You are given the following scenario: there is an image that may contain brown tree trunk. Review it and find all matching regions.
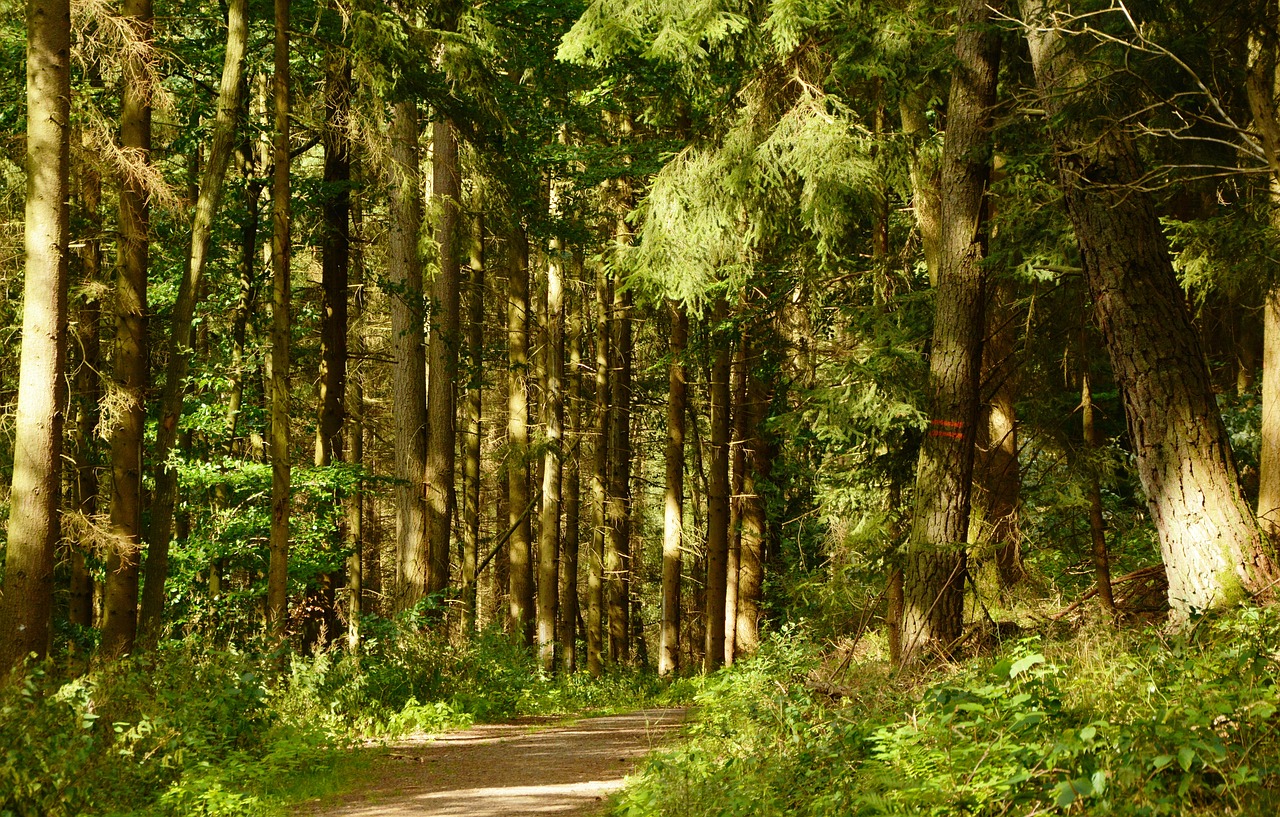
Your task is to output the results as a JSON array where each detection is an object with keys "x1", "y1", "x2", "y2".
[
  {"x1": 462, "y1": 212, "x2": 485, "y2": 636},
  {"x1": 901, "y1": 88, "x2": 942, "y2": 286},
  {"x1": 265, "y1": 0, "x2": 292, "y2": 637},
  {"x1": 975, "y1": 275, "x2": 1022, "y2": 591},
  {"x1": 659, "y1": 300, "x2": 687, "y2": 676},
  {"x1": 724, "y1": 344, "x2": 746, "y2": 666},
  {"x1": 101, "y1": 0, "x2": 153, "y2": 659},
  {"x1": 508, "y1": 224, "x2": 534, "y2": 645},
  {"x1": 560, "y1": 254, "x2": 584, "y2": 672},
  {"x1": 316, "y1": 49, "x2": 350, "y2": 467},
  {"x1": 426, "y1": 119, "x2": 461, "y2": 598},
  {"x1": 901, "y1": 0, "x2": 1000, "y2": 663},
  {"x1": 537, "y1": 223, "x2": 565, "y2": 671},
  {"x1": 141, "y1": 0, "x2": 248, "y2": 641},
  {"x1": 606, "y1": 276, "x2": 633, "y2": 664},
  {"x1": 1081, "y1": 370, "x2": 1116, "y2": 617},
  {"x1": 736, "y1": 342, "x2": 768, "y2": 656},
  {"x1": 703, "y1": 300, "x2": 733, "y2": 673},
  {"x1": 587, "y1": 263, "x2": 610, "y2": 675},
  {"x1": 1027, "y1": 0, "x2": 1273, "y2": 617},
  {"x1": 389, "y1": 101, "x2": 428, "y2": 612},
  {"x1": 0, "y1": 0, "x2": 70, "y2": 672}
]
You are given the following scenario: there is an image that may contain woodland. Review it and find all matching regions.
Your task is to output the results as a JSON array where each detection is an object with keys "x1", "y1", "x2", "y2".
[{"x1": 6, "y1": 0, "x2": 1280, "y2": 814}]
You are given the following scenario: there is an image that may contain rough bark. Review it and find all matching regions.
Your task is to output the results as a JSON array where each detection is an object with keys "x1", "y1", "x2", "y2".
[
  {"x1": 0, "y1": 0, "x2": 70, "y2": 673},
  {"x1": 703, "y1": 301, "x2": 733, "y2": 673},
  {"x1": 462, "y1": 213, "x2": 485, "y2": 635},
  {"x1": 141, "y1": 0, "x2": 248, "y2": 641},
  {"x1": 560, "y1": 255, "x2": 584, "y2": 672},
  {"x1": 659, "y1": 300, "x2": 687, "y2": 677},
  {"x1": 901, "y1": 0, "x2": 1001, "y2": 663},
  {"x1": 345, "y1": 160, "x2": 367, "y2": 649},
  {"x1": 901, "y1": 88, "x2": 943, "y2": 286},
  {"x1": 426, "y1": 118, "x2": 461, "y2": 597},
  {"x1": 724, "y1": 345, "x2": 745, "y2": 666},
  {"x1": 508, "y1": 223, "x2": 534, "y2": 645},
  {"x1": 265, "y1": 0, "x2": 292, "y2": 637},
  {"x1": 315, "y1": 48, "x2": 350, "y2": 467},
  {"x1": 587, "y1": 262, "x2": 611, "y2": 676},
  {"x1": 606, "y1": 278, "x2": 633, "y2": 664},
  {"x1": 1026, "y1": 0, "x2": 1273, "y2": 618},
  {"x1": 1082, "y1": 370, "x2": 1116, "y2": 616},
  {"x1": 736, "y1": 342, "x2": 768, "y2": 656},
  {"x1": 389, "y1": 101, "x2": 428, "y2": 612},
  {"x1": 538, "y1": 227, "x2": 565, "y2": 672}
]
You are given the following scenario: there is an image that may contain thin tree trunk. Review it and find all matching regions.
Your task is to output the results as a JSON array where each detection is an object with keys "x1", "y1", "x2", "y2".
[
  {"x1": 316, "y1": 49, "x2": 350, "y2": 467},
  {"x1": 606, "y1": 276, "x2": 633, "y2": 664},
  {"x1": 587, "y1": 262, "x2": 610, "y2": 675},
  {"x1": 0, "y1": 0, "x2": 70, "y2": 672},
  {"x1": 659, "y1": 300, "x2": 687, "y2": 676},
  {"x1": 901, "y1": 88, "x2": 942, "y2": 286},
  {"x1": 976, "y1": 275, "x2": 1022, "y2": 590},
  {"x1": 389, "y1": 101, "x2": 428, "y2": 612},
  {"x1": 426, "y1": 119, "x2": 461, "y2": 597},
  {"x1": 508, "y1": 223, "x2": 534, "y2": 645},
  {"x1": 703, "y1": 300, "x2": 732, "y2": 673},
  {"x1": 736, "y1": 342, "x2": 768, "y2": 656},
  {"x1": 538, "y1": 225, "x2": 565, "y2": 672},
  {"x1": 462, "y1": 212, "x2": 485, "y2": 635},
  {"x1": 1027, "y1": 0, "x2": 1274, "y2": 617},
  {"x1": 345, "y1": 158, "x2": 366, "y2": 649},
  {"x1": 1081, "y1": 370, "x2": 1116, "y2": 616},
  {"x1": 724, "y1": 344, "x2": 745, "y2": 666},
  {"x1": 560, "y1": 254, "x2": 584, "y2": 672},
  {"x1": 901, "y1": 0, "x2": 1000, "y2": 663},
  {"x1": 102, "y1": 0, "x2": 153, "y2": 659},
  {"x1": 141, "y1": 0, "x2": 248, "y2": 642},
  {"x1": 265, "y1": 0, "x2": 292, "y2": 637}
]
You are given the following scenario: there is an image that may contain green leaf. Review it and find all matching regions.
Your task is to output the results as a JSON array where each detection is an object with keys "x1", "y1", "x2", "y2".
[
  {"x1": 1151, "y1": 754, "x2": 1174, "y2": 770},
  {"x1": 1009, "y1": 653, "x2": 1045, "y2": 678},
  {"x1": 1079, "y1": 725, "x2": 1096, "y2": 742},
  {"x1": 1091, "y1": 770, "x2": 1108, "y2": 796},
  {"x1": 1178, "y1": 746, "x2": 1196, "y2": 772}
]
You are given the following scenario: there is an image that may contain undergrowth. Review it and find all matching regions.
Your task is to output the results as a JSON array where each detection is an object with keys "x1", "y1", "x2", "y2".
[
  {"x1": 0, "y1": 623, "x2": 688, "y2": 817},
  {"x1": 614, "y1": 608, "x2": 1280, "y2": 816}
]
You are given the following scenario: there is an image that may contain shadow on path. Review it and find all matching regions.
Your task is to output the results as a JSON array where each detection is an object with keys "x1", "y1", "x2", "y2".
[{"x1": 295, "y1": 708, "x2": 687, "y2": 816}]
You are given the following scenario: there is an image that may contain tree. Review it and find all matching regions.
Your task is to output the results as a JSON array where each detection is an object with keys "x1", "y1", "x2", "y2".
[
  {"x1": 659, "y1": 299, "x2": 687, "y2": 676},
  {"x1": 0, "y1": 0, "x2": 70, "y2": 673},
  {"x1": 703, "y1": 299, "x2": 732, "y2": 673},
  {"x1": 1024, "y1": 0, "x2": 1275, "y2": 618},
  {"x1": 508, "y1": 222, "x2": 534, "y2": 645}
]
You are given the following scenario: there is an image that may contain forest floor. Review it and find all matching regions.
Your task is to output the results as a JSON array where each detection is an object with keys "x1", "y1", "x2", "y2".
[{"x1": 292, "y1": 708, "x2": 688, "y2": 816}]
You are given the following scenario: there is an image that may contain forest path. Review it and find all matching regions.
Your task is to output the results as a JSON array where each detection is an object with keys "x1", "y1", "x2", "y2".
[{"x1": 293, "y1": 708, "x2": 688, "y2": 817}]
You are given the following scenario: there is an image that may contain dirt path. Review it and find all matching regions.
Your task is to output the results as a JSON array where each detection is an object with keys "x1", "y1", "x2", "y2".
[{"x1": 294, "y1": 708, "x2": 687, "y2": 817}]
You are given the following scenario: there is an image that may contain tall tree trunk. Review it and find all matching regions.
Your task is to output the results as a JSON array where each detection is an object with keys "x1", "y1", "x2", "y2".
[
  {"x1": 315, "y1": 48, "x2": 349, "y2": 467},
  {"x1": 0, "y1": 0, "x2": 70, "y2": 672},
  {"x1": 587, "y1": 262, "x2": 610, "y2": 675},
  {"x1": 389, "y1": 101, "x2": 428, "y2": 612},
  {"x1": 976, "y1": 275, "x2": 1022, "y2": 590},
  {"x1": 606, "y1": 277, "x2": 633, "y2": 664},
  {"x1": 345, "y1": 158, "x2": 366, "y2": 649},
  {"x1": 736, "y1": 341, "x2": 768, "y2": 656},
  {"x1": 560, "y1": 255, "x2": 584, "y2": 672},
  {"x1": 724, "y1": 344, "x2": 746, "y2": 666},
  {"x1": 901, "y1": 88, "x2": 943, "y2": 286},
  {"x1": 538, "y1": 226, "x2": 565, "y2": 672},
  {"x1": 658, "y1": 300, "x2": 687, "y2": 676},
  {"x1": 265, "y1": 0, "x2": 292, "y2": 637},
  {"x1": 140, "y1": 0, "x2": 248, "y2": 642},
  {"x1": 426, "y1": 119, "x2": 461, "y2": 597},
  {"x1": 101, "y1": 0, "x2": 153, "y2": 659},
  {"x1": 703, "y1": 300, "x2": 733, "y2": 673},
  {"x1": 462, "y1": 212, "x2": 485, "y2": 635},
  {"x1": 1081, "y1": 369, "x2": 1116, "y2": 616},
  {"x1": 508, "y1": 223, "x2": 534, "y2": 645},
  {"x1": 1026, "y1": 0, "x2": 1273, "y2": 617},
  {"x1": 901, "y1": 0, "x2": 1000, "y2": 663},
  {"x1": 69, "y1": 121, "x2": 103, "y2": 631}
]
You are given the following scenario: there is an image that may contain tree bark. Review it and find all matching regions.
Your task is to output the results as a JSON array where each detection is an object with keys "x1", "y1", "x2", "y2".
[
  {"x1": 724, "y1": 344, "x2": 746, "y2": 666},
  {"x1": 508, "y1": 223, "x2": 534, "y2": 645},
  {"x1": 265, "y1": 0, "x2": 292, "y2": 637},
  {"x1": 606, "y1": 274, "x2": 633, "y2": 664},
  {"x1": 1026, "y1": 0, "x2": 1274, "y2": 618},
  {"x1": 538, "y1": 224, "x2": 566, "y2": 672},
  {"x1": 462, "y1": 212, "x2": 485, "y2": 636},
  {"x1": 736, "y1": 342, "x2": 768, "y2": 656},
  {"x1": 141, "y1": 0, "x2": 248, "y2": 642},
  {"x1": 901, "y1": 0, "x2": 1000, "y2": 663},
  {"x1": 659, "y1": 300, "x2": 687, "y2": 676},
  {"x1": 426, "y1": 119, "x2": 461, "y2": 598},
  {"x1": 315, "y1": 48, "x2": 350, "y2": 468},
  {"x1": 0, "y1": 0, "x2": 70, "y2": 673},
  {"x1": 560, "y1": 254, "x2": 584, "y2": 672},
  {"x1": 703, "y1": 300, "x2": 732, "y2": 673},
  {"x1": 1081, "y1": 370, "x2": 1116, "y2": 617},
  {"x1": 587, "y1": 261, "x2": 610, "y2": 675},
  {"x1": 101, "y1": 0, "x2": 153, "y2": 659},
  {"x1": 389, "y1": 101, "x2": 428, "y2": 612}
]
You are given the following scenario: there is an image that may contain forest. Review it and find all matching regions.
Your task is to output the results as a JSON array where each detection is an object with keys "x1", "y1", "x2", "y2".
[{"x1": 5, "y1": 0, "x2": 1280, "y2": 814}]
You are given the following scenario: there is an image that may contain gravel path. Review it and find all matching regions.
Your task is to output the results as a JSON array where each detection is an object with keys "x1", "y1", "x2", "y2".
[{"x1": 294, "y1": 708, "x2": 688, "y2": 816}]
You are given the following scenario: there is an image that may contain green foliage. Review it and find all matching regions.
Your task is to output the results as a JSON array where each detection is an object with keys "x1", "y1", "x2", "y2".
[{"x1": 614, "y1": 608, "x2": 1280, "y2": 816}]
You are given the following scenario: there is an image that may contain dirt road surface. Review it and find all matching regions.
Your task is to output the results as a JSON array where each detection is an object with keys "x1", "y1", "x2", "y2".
[{"x1": 294, "y1": 708, "x2": 687, "y2": 817}]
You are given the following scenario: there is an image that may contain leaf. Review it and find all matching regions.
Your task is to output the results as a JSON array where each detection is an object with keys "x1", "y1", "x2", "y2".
[
  {"x1": 1009, "y1": 653, "x2": 1045, "y2": 678},
  {"x1": 1178, "y1": 746, "x2": 1196, "y2": 772},
  {"x1": 1052, "y1": 781, "x2": 1077, "y2": 809},
  {"x1": 1091, "y1": 770, "x2": 1108, "y2": 796},
  {"x1": 1151, "y1": 754, "x2": 1174, "y2": 769},
  {"x1": 1079, "y1": 725, "x2": 1096, "y2": 742}
]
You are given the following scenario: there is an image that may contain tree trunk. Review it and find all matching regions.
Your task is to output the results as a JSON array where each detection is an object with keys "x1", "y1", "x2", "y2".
[
  {"x1": 976, "y1": 275, "x2": 1022, "y2": 591},
  {"x1": 606, "y1": 276, "x2": 633, "y2": 664},
  {"x1": 0, "y1": 0, "x2": 70, "y2": 673},
  {"x1": 1026, "y1": 0, "x2": 1274, "y2": 618},
  {"x1": 316, "y1": 49, "x2": 350, "y2": 468},
  {"x1": 462, "y1": 212, "x2": 485, "y2": 636},
  {"x1": 659, "y1": 300, "x2": 687, "y2": 676},
  {"x1": 508, "y1": 223, "x2": 534, "y2": 645},
  {"x1": 265, "y1": 0, "x2": 292, "y2": 637},
  {"x1": 538, "y1": 225, "x2": 565, "y2": 672},
  {"x1": 101, "y1": 0, "x2": 153, "y2": 659},
  {"x1": 901, "y1": 0, "x2": 1000, "y2": 663},
  {"x1": 345, "y1": 158, "x2": 367, "y2": 649},
  {"x1": 724, "y1": 344, "x2": 746, "y2": 666},
  {"x1": 141, "y1": 0, "x2": 248, "y2": 642},
  {"x1": 389, "y1": 100, "x2": 428, "y2": 612},
  {"x1": 736, "y1": 342, "x2": 768, "y2": 656},
  {"x1": 1081, "y1": 370, "x2": 1116, "y2": 617},
  {"x1": 703, "y1": 300, "x2": 732, "y2": 673},
  {"x1": 426, "y1": 119, "x2": 461, "y2": 598},
  {"x1": 560, "y1": 255, "x2": 584, "y2": 672},
  {"x1": 587, "y1": 261, "x2": 610, "y2": 676},
  {"x1": 901, "y1": 88, "x2": 942, "y2": 286}
]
